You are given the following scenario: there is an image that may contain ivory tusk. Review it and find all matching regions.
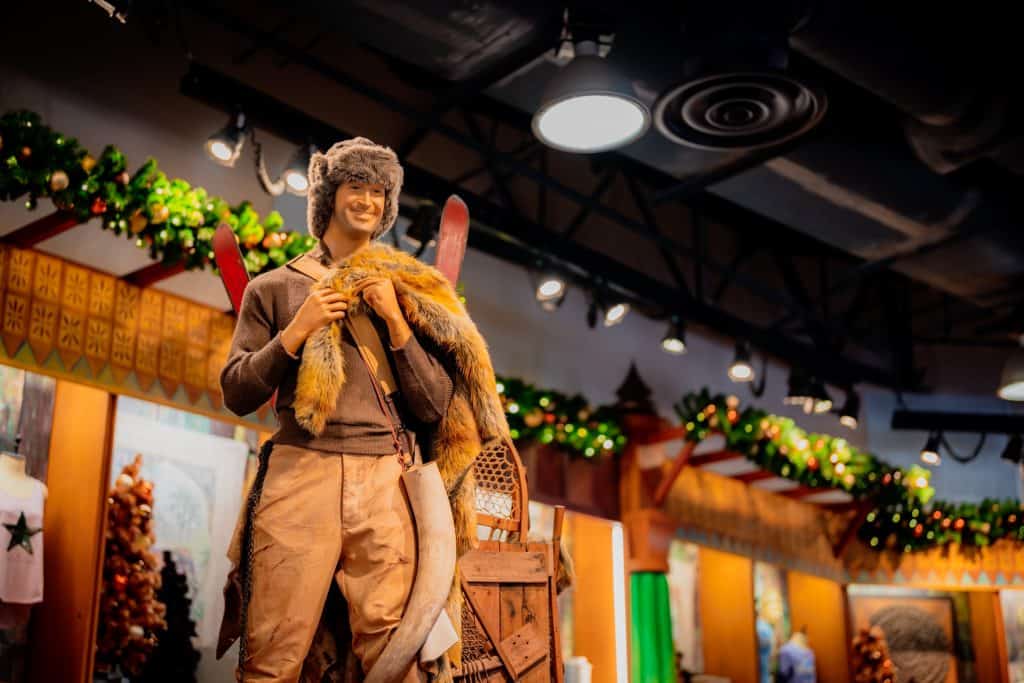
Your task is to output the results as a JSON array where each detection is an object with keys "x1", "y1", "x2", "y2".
[{"x1": 365, "y1": 462, "x2": 456, "y2": 683}]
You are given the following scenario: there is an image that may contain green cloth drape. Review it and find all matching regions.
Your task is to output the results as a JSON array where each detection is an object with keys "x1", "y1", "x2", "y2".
[{"x1": 630, "y1": 572, "x2": 676, "y2": 683}]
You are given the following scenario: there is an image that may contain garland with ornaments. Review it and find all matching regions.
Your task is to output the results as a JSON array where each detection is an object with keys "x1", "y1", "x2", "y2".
[
  {"x1": 675, "y1": 389, "x2": 1024, "y2": 553},
  {"x1": 0, "y1": 110, "x2": 315, "y2": 275},
  {"x1": 497, "y1": 375, "x2": 626, "y2": 459}
]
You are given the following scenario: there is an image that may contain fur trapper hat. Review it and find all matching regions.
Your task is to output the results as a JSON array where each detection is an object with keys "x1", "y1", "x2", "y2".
[{"x1": 306, "y1": 136, "x2": 404, "y2": 240}]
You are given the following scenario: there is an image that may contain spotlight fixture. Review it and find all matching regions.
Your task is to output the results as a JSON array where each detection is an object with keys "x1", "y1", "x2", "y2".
[
  {"x1": 661, "y1": 316, "x2": 687, "y2": 355},
  {"x1": 920, "y1": 432, "x2": 942, "y2": 466},
  {"x1": 838, "y1": 389, "x2": 860, "y2": 430},
  {"x1": 728, "y1": 340, "x2": 755, "y2": 383},
  {"x1": 282, "y1": 143, "x2": 316, "y2": 196},
  {"x1": 532, "y1": 39, "x2": 650, "y2": 153},
  {"x1": 998, "y1": 335, "x2": 1024, "y2": 401},
  {"x1": 1001, "y1": 434, "x2": 1023, "y2": 464},
  {"x1": 604, "y1": 301, "x2": 630, "y2": 327},
  {"x1": 536, "y1": 271, "x2": 568, "y2": 311},
  {"x1": 783, "y1": 367, "x2": 813, "y2": 407},
  {"x1": 806, "y1": 377, "x2": 833, "y2": 415},
  {"x1": 205, "y1": 112, "x2": 247, "y2": 167}
]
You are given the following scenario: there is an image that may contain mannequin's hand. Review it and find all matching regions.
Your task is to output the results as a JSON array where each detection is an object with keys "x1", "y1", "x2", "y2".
[
  {"x1": 356, "y1": 277, "x2": 404, "y2": 324},
  {"x1": 281, "y1": 287, "x2": 349, "y2": 355}
]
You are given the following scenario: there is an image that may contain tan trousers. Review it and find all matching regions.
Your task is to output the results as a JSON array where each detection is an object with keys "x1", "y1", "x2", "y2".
[{"x1": 239, "y1": 444, "x2": 424, "y2": 682}]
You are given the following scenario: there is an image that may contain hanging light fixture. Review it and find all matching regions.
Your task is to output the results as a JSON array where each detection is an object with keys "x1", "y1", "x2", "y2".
[
  {"x1": 282, "y1": 143, "x2": 316, "y2": 195},
  {"x1": 661, "y1": 315, "x2": 687, "y2": 354},
  {"x1": 604, "y1": 301, "x2": 630, "y2": 326},
  {"x1": 920, "y1": 432, "x2": 942, "y2": 465},
  {"x1": 806, "y1": 377, "x2": 833, "y2": 414},
  {"x1": 783, "y1": 367, "x2": 813, "y2": 407},
  {"x1": 1001, "y1": 434, "x2": 1023, "y2": 464},
  {"x1": 838, "y1": 389, "x2": 860, "y2": 429},
  {"x1": 998, "y1": 335, "x2": 1024, "y2": 401},
  {"x1": 727, "y1": 340, "x2": 755, "y2": 382},
  {"x1": 536, "y1": 271, "x2": 568, "y2": 311},
  {"x1": 532, "y1": 39, "x2": 650, "y2": 153},
  {"x1": 205, "y1": 112, "x2": 247, "y2": 167}
]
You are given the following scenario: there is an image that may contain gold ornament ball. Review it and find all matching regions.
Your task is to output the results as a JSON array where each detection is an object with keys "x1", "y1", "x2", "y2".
[
  {"x1": 81, "y1": 154, "x2": 97, "y2": 172},
  {"x1": 524, "y1": 409, "x2": 544, "y2": 428},
  {"x1": 115, "y1": 473, "x2": 134, "y2": 491},
  {"x1": 49, "y1": 170, "x2": 70, "y2": 192},
  {"x1": 151, "y1": 204, "x2": 170, "y2": 224},
  {"x1": 129, "y1": 210, "x2": 148, "y2": 234}
]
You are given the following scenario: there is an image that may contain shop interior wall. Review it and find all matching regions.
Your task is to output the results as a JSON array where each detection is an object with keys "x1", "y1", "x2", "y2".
[
  {"x1": 786, "y1": 571, "x2": 850, "y2": 683},
  {"x1": 571, "y1": 513, "x2": 621, "y2": 683},
  {"x1": 697, "y1": 547, "x2": 757, "y2": 682},
  {"x1": 28, "y1": 380, "x2": 114, "y2": 683}
]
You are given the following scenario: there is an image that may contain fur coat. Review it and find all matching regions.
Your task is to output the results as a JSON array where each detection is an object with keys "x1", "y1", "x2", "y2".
[{"x1": 293, "y1": 242, "x2": 510, "y2": 675}]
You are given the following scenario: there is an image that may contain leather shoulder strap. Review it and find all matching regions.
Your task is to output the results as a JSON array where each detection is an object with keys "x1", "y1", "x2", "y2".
[{"x1": 286, "y1": 252, "x2": 331, "y2": 282}]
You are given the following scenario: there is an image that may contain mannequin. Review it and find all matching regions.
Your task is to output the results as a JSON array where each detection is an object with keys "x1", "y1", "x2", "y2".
[
  {"x1": 0, "y1": 442, "x2": 46, "y2": 630},
  {"x1": 777, "y1": 627, "x2": 816, "y2": 683}
]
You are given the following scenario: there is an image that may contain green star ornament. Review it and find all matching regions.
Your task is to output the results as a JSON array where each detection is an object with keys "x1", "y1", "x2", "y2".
[{"x1": 4, "y1": 512, "x2": 41, "y2": 555}]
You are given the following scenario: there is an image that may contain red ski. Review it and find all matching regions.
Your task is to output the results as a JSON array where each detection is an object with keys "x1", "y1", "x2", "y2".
[
  {"x1": 213, "y1": 224, "x2": 251, "y2": 315},
  {"x1": 434, "y1": 195, "x2": 470, "y2": 287}
]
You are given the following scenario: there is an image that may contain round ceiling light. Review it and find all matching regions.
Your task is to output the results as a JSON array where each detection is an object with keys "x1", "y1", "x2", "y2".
[{"x1": 532, "y1": 42, "x2": 650, "y2": 154}]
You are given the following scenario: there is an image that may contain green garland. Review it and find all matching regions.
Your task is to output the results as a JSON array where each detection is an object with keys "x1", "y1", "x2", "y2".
[
  {"x1": 497, "y1": 375, "x2": 626, "y2": 459},
  {"x1": 0, "y1": 110, "x2": 316, "y2": 275},
  {"x1": 675, "y1": 389, "x2": 1024, "y2": 553}
]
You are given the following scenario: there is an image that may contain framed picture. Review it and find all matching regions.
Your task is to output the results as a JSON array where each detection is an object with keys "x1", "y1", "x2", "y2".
[{"x1": 848, "y1": 592, "x2": 958, "y2": 683}]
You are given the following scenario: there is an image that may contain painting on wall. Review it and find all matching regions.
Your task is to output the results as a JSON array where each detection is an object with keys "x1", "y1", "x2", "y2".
[
  {"x1": 754, "y1": 561, "x2": 791, "y2": 683},
  {"x1": 849, "y1": 592, "x2": 958, "y2": 683},
  {"x1": 1001, "y1": 590, "x2": 1024, "y2": 683},
  {"x1": 110, "y1": 397, "x2": 251, "y2": 650},
  {"x1": 666, "y1": 539, "x2": 702, "y2": 675}
]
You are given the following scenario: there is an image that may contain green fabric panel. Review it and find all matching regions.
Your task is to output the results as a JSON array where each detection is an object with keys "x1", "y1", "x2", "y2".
[{"x1": 630, "y1": 572, "x2": 676, "y2": 683}]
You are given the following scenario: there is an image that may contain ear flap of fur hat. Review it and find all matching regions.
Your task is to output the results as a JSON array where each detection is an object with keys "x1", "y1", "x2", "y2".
[{"x1": 306, "y1": 136, "x2": 404, "y2": 240}]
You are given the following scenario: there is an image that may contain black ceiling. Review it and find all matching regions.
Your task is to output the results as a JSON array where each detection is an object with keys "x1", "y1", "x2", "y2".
[{"x1": 66, "y1": 0, "x2": 1024, "y2": 392}]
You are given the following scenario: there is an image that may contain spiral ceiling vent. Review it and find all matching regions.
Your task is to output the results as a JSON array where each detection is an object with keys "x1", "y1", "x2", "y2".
[{"x1": 654, "y1": 71, "x2": 827, "y2": 151}]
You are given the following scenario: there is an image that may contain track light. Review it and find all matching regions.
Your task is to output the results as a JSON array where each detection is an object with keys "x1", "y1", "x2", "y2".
[
  {"x1": 661, "y1": 316, "x2": 687, "y2": 354},
  {"x1": 920, "y1": 432, "x2": 942, "y2": 466},
  {"x1": 838, "y1": 390, "x2": 860, "y2": 430},
  {"x1": 604, "y1": 301, "x2": 629, "y2": 326},
  {"x1": 532, "y1": 40, "x2": 650, "y2": 153},
  {"x1": 784, "y1": 367, "x2": 813, "y2": 407},
  {"x1": 205, "y1": 112, "x2": 247, "y2": 167},
  {"x1": 282, "y1": 143, "x2": 316, "y2": 195},
  {"x1": 536, "y1": 271, "x2": 567, "y2": 311},
  {"x1": 1001, "y1": 434, "x2": 1023, "y2": 464},
  {"x1": 998, "y1": 335, "x2": 1024, "y2": 401},
  {"x1": 728, "y1": 340, "x2": 755, "y2": 383},
  {"x1": 806, "y1": 377, "x2": 833, "y2": 414}
]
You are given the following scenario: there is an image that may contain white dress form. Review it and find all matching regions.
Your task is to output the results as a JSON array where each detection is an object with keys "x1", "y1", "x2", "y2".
[{"x1": 0, "y1": 451, "x2": 46, "y2": 605}]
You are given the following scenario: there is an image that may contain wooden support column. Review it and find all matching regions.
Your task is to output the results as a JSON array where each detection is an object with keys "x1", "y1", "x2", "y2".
[
  {"x1": 698, "y1": 547, "x2": 757, "y2": 682},
  {"x1": 28, "y1": 381, "x2": 115, "y2": 683}
]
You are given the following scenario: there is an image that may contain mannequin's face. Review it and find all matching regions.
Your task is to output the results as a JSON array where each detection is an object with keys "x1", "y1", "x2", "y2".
[{"x1": 331, "y1": 181, "x2": 385, "y2": 237}]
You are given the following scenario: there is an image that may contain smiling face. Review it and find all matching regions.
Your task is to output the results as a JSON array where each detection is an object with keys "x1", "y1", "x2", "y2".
[{"x1": 332, "y1": 180, "x2": 386, "y2": 238}]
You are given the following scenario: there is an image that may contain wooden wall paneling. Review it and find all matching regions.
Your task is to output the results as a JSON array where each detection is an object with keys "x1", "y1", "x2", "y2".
[
  {"x1": 16, "y1": 371, "x2": 55, "y2": 481},
  {"x1": 787, "y1": 571, "x2": 851, "y2": 683},
  {"x1": 571, "y1": 514, "x2": 619, "y2": 683},
  {"x1": 28, "y1": 381, "x2": 115, "y2": 683},
  {"x1": 697, "y1": 547, "x2": 757, "y2": 682}
]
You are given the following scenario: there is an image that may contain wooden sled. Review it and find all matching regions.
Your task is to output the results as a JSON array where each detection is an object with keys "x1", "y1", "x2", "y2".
[{"x1": 455, "y1": 438, "x2": 566, "y2": 683}]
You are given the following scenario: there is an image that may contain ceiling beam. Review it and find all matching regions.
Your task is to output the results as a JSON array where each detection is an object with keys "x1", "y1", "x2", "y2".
[
  {"x1": 122, "y1": 261, "x2": 186, "y2": 288},
  {"x1": 734, "y1": 470, "x2": 777, "y2": 484},
  {"x1": 3, "y1": 211, "x2": 80, "y2": 248},
  {"x1": 891, "y1": 409, "x2": 1024, "y2": 434}
]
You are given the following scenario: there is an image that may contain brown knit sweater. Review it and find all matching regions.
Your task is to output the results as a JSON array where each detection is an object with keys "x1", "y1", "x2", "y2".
[{"x1": 219, "y1": 250, "x2": 454, "y2": 454}]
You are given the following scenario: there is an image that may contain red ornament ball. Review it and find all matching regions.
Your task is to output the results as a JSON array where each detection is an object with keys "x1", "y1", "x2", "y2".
[
  {"x1": 807, "y1": 456, "x2": 819, "y2": 470},
  {"x1": 91, "y1": 197, "x2": 108, "y2": 215},
  {"x1": 113, "y1": 574, "x2": 128, "y2": 592}
]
